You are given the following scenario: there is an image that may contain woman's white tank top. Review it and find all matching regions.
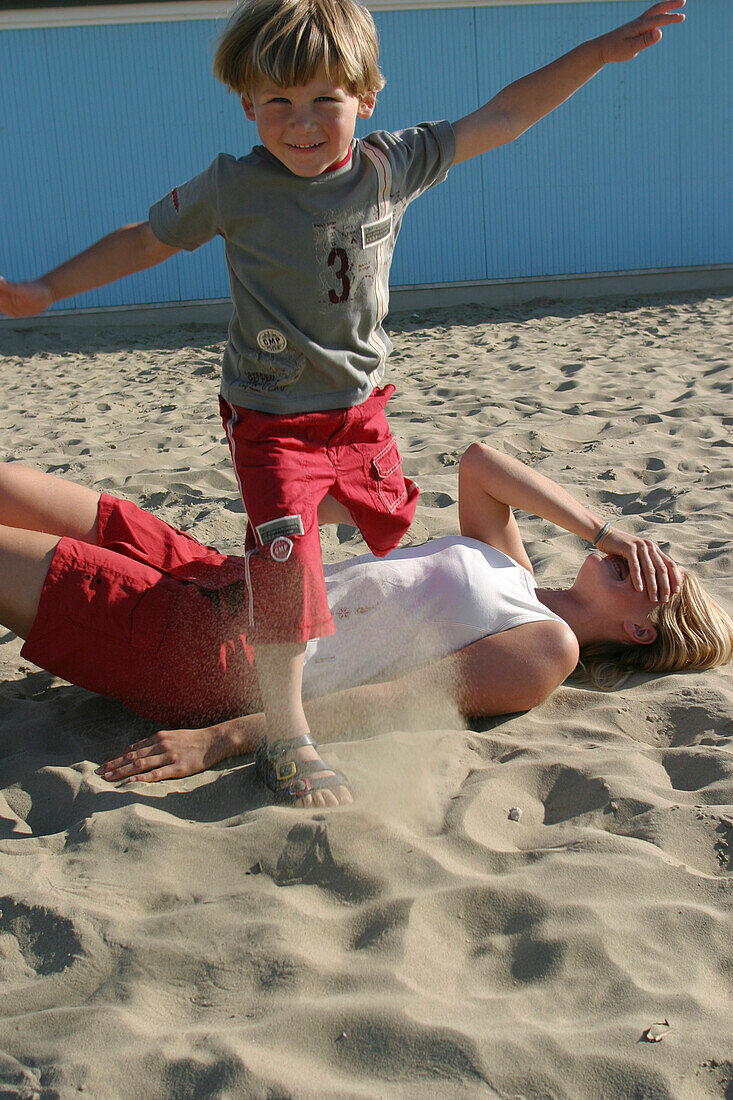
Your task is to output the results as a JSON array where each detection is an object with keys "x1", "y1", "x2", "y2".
[{"x1": 303, "y1": 536, "x2": 566, "y2": 697}]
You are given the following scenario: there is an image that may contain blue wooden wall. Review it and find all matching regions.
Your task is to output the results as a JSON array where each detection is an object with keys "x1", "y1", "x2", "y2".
[{"x1": 0, "y1": 1, "x2": 729, "y2": 312}]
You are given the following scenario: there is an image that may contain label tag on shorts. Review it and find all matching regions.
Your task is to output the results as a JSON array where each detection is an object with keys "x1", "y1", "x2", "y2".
[
  {"x1": 361, "y1": 213, "x2": 393, "y2": 249},
  {"x1": 255, "y1": 514, "x2": 304, "y2": 546}
]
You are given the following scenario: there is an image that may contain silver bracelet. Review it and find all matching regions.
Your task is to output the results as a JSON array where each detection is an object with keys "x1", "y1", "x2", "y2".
[{"x1": 591, "y1": 521, "x2": 611, "y2": 547}]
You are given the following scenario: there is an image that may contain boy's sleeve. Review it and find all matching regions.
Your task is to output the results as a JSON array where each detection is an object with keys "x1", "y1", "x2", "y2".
[
  {"x1": 364, "y1": 121, "x2": 456, "y2": 203},
  {"x1": 148, "y1": 155, "x2": 229, "y2": 251}
]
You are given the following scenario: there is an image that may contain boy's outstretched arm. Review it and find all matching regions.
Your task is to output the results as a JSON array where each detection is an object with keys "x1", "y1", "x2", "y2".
[
  {"x1": 452, "y1": 0, "x2": 685, "y2": 165},
  {"x1": 0, "y1": 222, "x2": 180, "y2": 317}
]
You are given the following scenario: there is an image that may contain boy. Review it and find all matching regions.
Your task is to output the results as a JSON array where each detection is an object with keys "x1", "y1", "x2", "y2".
[{"x1": 0, "y1": 0, "x2": 684, "y2": 808}]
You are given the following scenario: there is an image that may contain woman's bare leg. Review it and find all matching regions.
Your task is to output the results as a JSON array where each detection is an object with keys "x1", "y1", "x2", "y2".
[
  {"x1": 0, "y1": 463, "x2": 100, "y2": 542},
  {"x1": 0, "y1": 524, "x2": 59, "y2": 638},
  {"x1": 0, "y1": 466, "x2": 101, "y2": 636}
]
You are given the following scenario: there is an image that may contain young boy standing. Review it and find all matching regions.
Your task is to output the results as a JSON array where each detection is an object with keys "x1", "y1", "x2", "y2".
[{"x1": 0, "y1": 0, "x2": 684, "y2": 808}]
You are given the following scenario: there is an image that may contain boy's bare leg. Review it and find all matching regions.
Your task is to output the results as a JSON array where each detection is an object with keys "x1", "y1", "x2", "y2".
[
  {"x1": 0, "y1": 463, "x2": 100, "y2": 543},
  {"x1": 254, "y1": 641, "x2": 309, "y2": 740},
  {"x1": 253, "y1": 641, "x2": 352, "y2": 808},
  {"x1": 0, "y1": 525, "x2": 58, "y2": 638}
]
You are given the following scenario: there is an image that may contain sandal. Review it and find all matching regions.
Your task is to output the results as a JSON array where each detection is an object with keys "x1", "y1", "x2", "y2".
[{"x1": 255, "y1": 733, "x2": 351, "y2": 804}]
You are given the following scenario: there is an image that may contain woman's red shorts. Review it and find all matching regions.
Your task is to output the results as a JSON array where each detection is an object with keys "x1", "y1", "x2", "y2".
[{"x1": 21, "y1": 493, "x2": 260, "y2": 727}]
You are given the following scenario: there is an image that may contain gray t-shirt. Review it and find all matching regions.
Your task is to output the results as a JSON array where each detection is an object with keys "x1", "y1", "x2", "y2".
[{"x1": 149, "y1": 121, "x2": 455, "y2": 413}]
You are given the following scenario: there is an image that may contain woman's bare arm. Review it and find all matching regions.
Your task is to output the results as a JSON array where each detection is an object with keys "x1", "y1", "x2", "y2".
[
  {"x1": 302, "y1": 618, "x2": 577, "y2": 727},
  {"x1": 458, "y1": 442, "x2": 606, "y2": 570},
  {"x1": 457, "y1": 442, "x2": 681, "y2": 600}
]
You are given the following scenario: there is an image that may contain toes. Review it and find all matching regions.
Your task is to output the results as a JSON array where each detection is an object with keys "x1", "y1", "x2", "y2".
[
  {"x1": 260, "y1": 747, "x2": 352, "y2": 807},
  {"x1": 292, "y1": 786, "x2": 350, "y2": 809}
]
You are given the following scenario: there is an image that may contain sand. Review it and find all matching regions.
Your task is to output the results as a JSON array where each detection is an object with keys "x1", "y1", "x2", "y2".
[{"x1": 0, "y1": 291, "x2": 732, "y2": 1099}]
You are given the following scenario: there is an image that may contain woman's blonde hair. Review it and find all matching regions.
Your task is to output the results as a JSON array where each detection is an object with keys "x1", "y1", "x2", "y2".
[
  {"x1": 213, "y1": 0, "x2": 385, "y2": 97},
  {"x1": 579, "y1": 570, "x2": 733, "y2": 690}
]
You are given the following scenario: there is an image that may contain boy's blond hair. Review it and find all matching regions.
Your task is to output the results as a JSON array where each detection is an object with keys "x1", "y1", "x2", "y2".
[{"x1": 213, "y1": 0, "x2": 385, "y2": 97}]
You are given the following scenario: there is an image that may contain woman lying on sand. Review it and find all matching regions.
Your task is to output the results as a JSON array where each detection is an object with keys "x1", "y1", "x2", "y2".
[{"x1": 1, "y1": 443, "x2": 731, "y2": 808}]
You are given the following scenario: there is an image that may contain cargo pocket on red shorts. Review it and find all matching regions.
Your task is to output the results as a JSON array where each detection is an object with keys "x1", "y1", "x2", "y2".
[
  {"x1": 367, "y1": 437, "x2": 408, "y2": 514},
  {"x1": 129, "y1": 581, "x2": 174, "y2": 651},
  {"x1": 67, "y1": 568, "x2": 173, "y2": 652}
]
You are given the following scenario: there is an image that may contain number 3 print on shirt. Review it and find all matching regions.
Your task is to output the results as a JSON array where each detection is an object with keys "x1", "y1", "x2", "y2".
[{"x1": 328, "y1": 247, "x2": 351, "y2": 304}]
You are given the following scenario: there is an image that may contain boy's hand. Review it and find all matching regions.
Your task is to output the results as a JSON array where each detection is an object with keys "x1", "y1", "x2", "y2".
[
  {"x1": 0, "y1": 276, "x2": 54, "y2": 317},
  {"x1": 597, "y1": 0, "x2": 685, "y2": 65}
]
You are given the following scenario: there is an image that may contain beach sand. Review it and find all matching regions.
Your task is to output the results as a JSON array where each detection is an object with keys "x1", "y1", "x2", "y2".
[{"x1": 0, "y1": 291, "x2": 732, "y2": 1099}]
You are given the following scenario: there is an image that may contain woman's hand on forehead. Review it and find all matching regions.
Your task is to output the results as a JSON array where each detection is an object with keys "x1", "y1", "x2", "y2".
[{"x1": 597, "y1": 526, "x2": 683, "y2": 603}]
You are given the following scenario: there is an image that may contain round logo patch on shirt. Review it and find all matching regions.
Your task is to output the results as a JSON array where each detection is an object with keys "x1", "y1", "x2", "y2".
[
  {"x1": 257, "y1": 328, "x2": 287, "y2": 354},
  {"x1": 270, "y1": 536, "x2": 293, "y2": 562}
]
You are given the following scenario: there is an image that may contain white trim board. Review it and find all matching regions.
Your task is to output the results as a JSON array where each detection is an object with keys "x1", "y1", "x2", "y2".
[{"x1": 1, "y1": 0, "x2": 631, "y2": 31}]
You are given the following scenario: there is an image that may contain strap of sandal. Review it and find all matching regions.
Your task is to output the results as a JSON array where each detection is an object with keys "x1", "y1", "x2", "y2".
[
  {"x1": 255, "y1": 735, "x2": 350, "y2": 802},
  {"x1": 255, "y1": 733, "x2": 315, "y2": 784}
]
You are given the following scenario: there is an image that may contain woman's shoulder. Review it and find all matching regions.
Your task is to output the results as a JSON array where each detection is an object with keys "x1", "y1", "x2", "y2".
[{"x1": 417, "y1": 535, "x2": 532, "y2": 573}]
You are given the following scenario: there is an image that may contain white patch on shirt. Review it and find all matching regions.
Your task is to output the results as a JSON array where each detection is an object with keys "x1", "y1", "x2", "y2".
[
  {"x1": 313, "y1": 203, "x2": 391, "y2": 313},
  {"x1": 361, "y1": 213, "x2": 393, "y2": 249},
  {"x1": 256, "y1": 328, "x2": 287, "y2": 354}
]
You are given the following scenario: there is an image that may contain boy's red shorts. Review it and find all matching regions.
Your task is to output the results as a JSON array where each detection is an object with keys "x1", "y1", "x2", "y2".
[
  {"x1": 220, "y1": 384, "x2": 418, "y2": 645},
  {"x1": 21, "y1": 493, "x2": 260, "y2": 727}
]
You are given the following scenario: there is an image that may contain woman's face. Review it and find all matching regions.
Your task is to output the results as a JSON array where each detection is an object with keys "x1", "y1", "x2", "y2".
[{"x1": 573, "y1": 552, "x2": 658, "y2": 645}]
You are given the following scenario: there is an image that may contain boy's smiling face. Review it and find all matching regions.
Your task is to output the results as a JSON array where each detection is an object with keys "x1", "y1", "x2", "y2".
[{"x1": 242, "y1": 66, "x2": 376, "y2": 177}]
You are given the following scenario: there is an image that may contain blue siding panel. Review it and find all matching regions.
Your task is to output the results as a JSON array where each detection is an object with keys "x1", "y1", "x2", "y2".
[
  {"x1": 675, "y1": 0, "x2": 732, "y2": 265},
  {"x1": 0, "y1": 2, "x2": 729, "y2": 312},
  {"x1": 0, "y1": 29, "x2": 76, "y2": 280},
  {"x1": 35, "y1": 18, "x2": 252, "y2": 307},
  {"x1": 370, "y1": 7, "x2": 487, "y2": 285},
  {"x1": 474, "y1": 1, "x2": 692, "y2": 278}
]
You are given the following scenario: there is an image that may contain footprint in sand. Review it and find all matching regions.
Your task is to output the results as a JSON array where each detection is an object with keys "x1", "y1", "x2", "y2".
[
  {"x1": 0, "y1": 898, "x2": 81, "y2": 979},
  {"x1": 540, "y1": 765, "x2": 610, "y2": 826},
  {"x1": 660, "y1": 747, "x2": 732, "y2": 793},
  {"x1": 418, "y1": 491, "x2": 455, "y2": 509},
  {"x1": 273, "y1": 822, "x2": 382, "y2": 902},
  {"x1": 0, "y1": 898, "x2": 112, "y2": 1020}
]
